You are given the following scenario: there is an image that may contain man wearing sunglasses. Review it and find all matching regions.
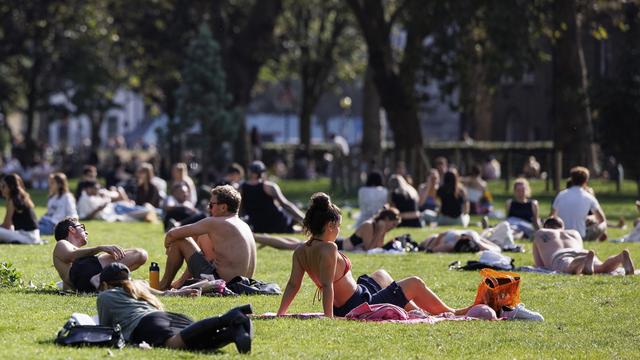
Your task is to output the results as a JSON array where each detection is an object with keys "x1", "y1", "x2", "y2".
[
  {"x1": 159, "y1": 185, "x2": 256, "y2": 290},
  {"x1": 52, "y1": 217, "x2": 148, "y2": 292}
]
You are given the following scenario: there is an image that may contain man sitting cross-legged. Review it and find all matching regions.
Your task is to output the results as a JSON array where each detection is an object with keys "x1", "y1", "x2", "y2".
[
  {"x1": 160, "y1": 185, "x2": 257, "y2": 290},
  {"x1": 533, "y1": 217, "x2": 635, "y2": 275},
  {"x1": 52, "y1": 217, "x2": 148, "y2": 292}
]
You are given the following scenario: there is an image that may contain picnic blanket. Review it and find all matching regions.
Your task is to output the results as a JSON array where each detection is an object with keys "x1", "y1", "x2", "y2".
[{"x1": 256, "y1": 303, "x2": 483, "y2": 324}]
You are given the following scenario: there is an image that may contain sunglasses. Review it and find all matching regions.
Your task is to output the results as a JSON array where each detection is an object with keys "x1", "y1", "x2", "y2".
[{"x1": 74, "y1": 224, "x2": 86, "y2": 231}]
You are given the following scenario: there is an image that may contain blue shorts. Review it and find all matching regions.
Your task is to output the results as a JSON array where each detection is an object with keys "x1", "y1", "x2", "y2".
[{"x1": 333, "y1": 275, "x2": 409, "y2": 317}]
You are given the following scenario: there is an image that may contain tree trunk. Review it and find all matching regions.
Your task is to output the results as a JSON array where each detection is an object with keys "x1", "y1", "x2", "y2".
[
  {"x1": 90, "y1": 112, "x2": 103, "y2": 152},
  {"x1": 361, "y1": 66, "x2": 382, "y2": 170},
  {"x1": 552, "y1": 0, "x2": 596, "y2": 172},
  {"x1": 471, "y1": 66, "x2": 494, "y2": 140},
  {"x1": 299, "y1": 93, "x2": 313, "y2": 155}
]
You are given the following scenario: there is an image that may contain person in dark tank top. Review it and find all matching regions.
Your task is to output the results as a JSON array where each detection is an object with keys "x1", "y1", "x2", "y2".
[
  {"x1": 240, "y1": 161, "x2": 305, "y2": 233},
  {"x1": 506, "y1": 178, "x2": 541, "y2": 239},
  {"x1": 0, "y1": 173, "x2": 42, "y2": 244}
]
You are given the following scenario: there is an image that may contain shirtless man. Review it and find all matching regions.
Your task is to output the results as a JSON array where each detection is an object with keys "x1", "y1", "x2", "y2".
[
  {"x1": 52, "y1": 217, "x2": 148, "y2": 292},
  {"x1": 418, "y1": 229, "x2": 502, "y2": 253},
  {"x1": 160, "y1": 185, "x2": 257, "y2": 289},
  {"x1": 533, "y1": 217, "x2": 634, "y2": 275}
]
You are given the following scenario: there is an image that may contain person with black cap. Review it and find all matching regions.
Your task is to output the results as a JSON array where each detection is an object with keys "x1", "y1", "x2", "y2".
[
  {"x1": 240, "y1": 160, "x2": 305, "y2": 233},
  {"x1": 97, "y1": 263, "x2": 254, "y2": 353}
]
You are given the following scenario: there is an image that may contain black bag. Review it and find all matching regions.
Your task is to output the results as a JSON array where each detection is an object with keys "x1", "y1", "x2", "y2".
[
  {"x1": 55, "y1": 319, "x2": 125, "y2": 348},
  {"x1": 226, "y1": 276, "x2": 281, "y2": 295}
]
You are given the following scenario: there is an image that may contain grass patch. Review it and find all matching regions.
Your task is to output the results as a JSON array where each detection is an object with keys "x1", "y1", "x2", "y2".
[{"x1": 0, "y1": 178, "x2": 638, "y2": 358}]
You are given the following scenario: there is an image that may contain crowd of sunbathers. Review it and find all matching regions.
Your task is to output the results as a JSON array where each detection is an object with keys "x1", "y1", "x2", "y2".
[{"x1": 0, "y1": 160, "x2": 637, "y2": 354}]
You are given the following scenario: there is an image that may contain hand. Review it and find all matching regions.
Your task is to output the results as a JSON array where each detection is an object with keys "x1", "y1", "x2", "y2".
[{"x1": 101, "y1": 245, "x2": 125, "y2": 260}]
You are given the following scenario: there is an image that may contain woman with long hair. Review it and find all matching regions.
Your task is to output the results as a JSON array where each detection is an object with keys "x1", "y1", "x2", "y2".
[
  {"x1": 388, "y1": 174, "x2": 422, "y2": 228},
  {"x1": 337, "y1": 206, "x2": 402, "y2": 251},
  {"x1": 355, "y1": 171, "x2": 388, "y2": 228},
  {"x1": 97, "y1": 263, "x2": 253, "y2": 353},
  {"x1": 38, "y1": 172, "x2": 78, "y2": 235},
  {"x1": 135, "y1": 163, "x2": 162, "y2": 208},
  {"x1": 277, "y1": 193, "x2": 474, "y2": 318},
  {"x1": 436, "y1": 170, "x2": 470, "y2": 227},
  {"x1": 0, "y1": 173, "x2": 41, "y2": 244}
]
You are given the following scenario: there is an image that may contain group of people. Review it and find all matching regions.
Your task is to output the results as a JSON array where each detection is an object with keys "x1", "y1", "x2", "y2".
[{"x1": 0, "y1": 158, "x2": 637, "y2": 354}]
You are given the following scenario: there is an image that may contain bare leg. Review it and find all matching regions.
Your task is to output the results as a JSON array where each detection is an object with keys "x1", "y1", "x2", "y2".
[
  {"x1": 582, "y1": 251, "x2": 595, "y2": 275},
  {"x1": 160, "y1": 238, "x2": 200, "y2": 290},
  {"x1": 369, "y1": 269, "x2": 420, "y2": 311},
  {"x1": 164, "y1": 334, "x2": 187, "y2": 349},
  {"x1": 622, "y1": 250, "x2": 635, "y2": 275},
  {"x1": 593, "y1": 251, "x2": 626, "y2": 274},
  {"x1": 254, "y1": 234, "x2": 302, "y2": 250},
  {"x1": 397, "y1": 276, "x2": 465, "y2": 315},
  {"x1": 93, "y1": 248, "x2": 148, "y2": 289}
]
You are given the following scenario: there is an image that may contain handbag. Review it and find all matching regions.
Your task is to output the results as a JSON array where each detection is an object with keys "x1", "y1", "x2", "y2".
[
  {"x1": 226, "y1": 276, "x2": 281, "y2": 295},
  {"x1": 55, "y1": 319, "x2": 125, "y2": 348},
  {"x1": 473, "y1": 268, "x2": 521, "y2": 312}
]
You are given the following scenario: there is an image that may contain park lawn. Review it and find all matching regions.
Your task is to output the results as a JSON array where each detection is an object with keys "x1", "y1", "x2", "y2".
[{"x1": 0, "y1": 178, "x2": 639, "y2": 359}]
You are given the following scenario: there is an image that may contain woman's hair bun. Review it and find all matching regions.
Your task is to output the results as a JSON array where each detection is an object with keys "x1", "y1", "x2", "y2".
[{"x1": 310, "y1": 192, "x2": 331, "y2": 209}]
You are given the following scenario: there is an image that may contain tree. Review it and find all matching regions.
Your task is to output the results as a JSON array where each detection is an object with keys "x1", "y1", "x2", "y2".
[
  {"x1": 176, "y1": 24, "x2": 238, "y2": 182},
  {"x1": 267, "y1": 0, "x2": 364, "y2": 152},
  {"x1": 594, "y1": 2, "x2": 640, "y2": 195}
]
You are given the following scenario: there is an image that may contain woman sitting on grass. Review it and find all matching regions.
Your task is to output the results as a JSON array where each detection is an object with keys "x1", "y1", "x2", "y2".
[
  {"x1": 0, "y1": 173, "x2": 42, "y2": 244},
  {"x1": 38, "y1": 172, "x2": 78, "y2": 235},
  {"x1": 277, "y1": 192, "x2": 475, "y2": 318},
  {"x1": 388, "y1": 174, "x2": 422, "y2": 228},
  {"x1": 505, "y1": 178, "x2": 541, "y2": 239},
  {"x1": 336, "y1": 206, "x2": 402, "y2": 251},
  {"x1": 97, "y1": 263, "x2": 254, "y2": 353}
]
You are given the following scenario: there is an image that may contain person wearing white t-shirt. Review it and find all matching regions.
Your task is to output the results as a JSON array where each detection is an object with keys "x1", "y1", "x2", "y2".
[
  {"x1": 39, "y1": 173, "x2": 79, "y2": 235},
  {"x1": 551, "y1": 166, "x2": 607, "y2": 241}
]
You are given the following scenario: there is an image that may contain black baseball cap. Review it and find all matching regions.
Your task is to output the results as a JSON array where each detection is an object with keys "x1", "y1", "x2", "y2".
[
  {"x1": 248, "y1": 160, "x2": 266, "y2": 174},
  {"x1": 100, "y1": 262, "x2": 131, "y2": 283}
]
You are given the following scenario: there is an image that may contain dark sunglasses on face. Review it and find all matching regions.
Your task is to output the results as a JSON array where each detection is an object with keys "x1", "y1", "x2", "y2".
[{"x1": 74, "y1": 224, "x2": 86, "y2": 231}]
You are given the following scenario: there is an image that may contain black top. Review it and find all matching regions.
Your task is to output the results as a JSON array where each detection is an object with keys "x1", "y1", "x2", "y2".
[
  {"x1": 437, "y1": 188, "x2": 465, "y2": 218},
  {"x1": 12, "y1": 205, "x2": 38, "y2": 231},
  {"x1": 349, "y1": 233, "x2": 364, "y2": 247},
  {"x1": 390, "y1": 192, "x2": 422, "y2": 228},
  {"x1": 135, "y1": 184, "x2": 161, "y2": 208},
  {"x1": 507, "y1": 200, "x2": 534, "y2": 223},
  {"x1": 75, "y1": 180, "x2": 94, "y2": 200},
  {"x1": 240, "y1": 182, "x2": 290, "y2": 233}
]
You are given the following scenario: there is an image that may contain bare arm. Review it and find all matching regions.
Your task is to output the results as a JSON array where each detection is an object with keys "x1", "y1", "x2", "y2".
[
  {"x1": 593, "y1": 207, "x2": 606, "y2": 224},
  {"x1": 1, "y1": 200, "x2": 14, "y2": 229},
  {"x1": 265, "y1": 183, "x2": 305, "y2": 223},
  {"x1": 531, "y1": 200, "x2": 541, "y2": 230},
  {"x1": 532, "y1": 237, "x2": 545, "y2": 267},
  {"x1": 54, "y1": 241, "x2": 125, "y2": 263},
  {"x1": 277, "y1": 251, "x2": 306, "y2": 316},
  {"x1": 165, "y1": 217, "x2": 214, "y2": 248}
]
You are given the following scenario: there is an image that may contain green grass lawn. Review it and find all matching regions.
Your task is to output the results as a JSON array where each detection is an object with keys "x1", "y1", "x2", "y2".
[{"x1": 0, "y1": 178, "x2": 639, "y2": 359}]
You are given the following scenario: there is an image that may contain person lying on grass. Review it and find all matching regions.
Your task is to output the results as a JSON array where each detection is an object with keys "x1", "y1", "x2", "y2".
[
  {"x1": 252, "y1": 206, "x2": 402, "y2": 251},
  {"x1": 277, "y1": 192, "x2": 476, "y2": 318},
  {"x1": 533, "y1": 217, "x2": 635, "y2": 275},
  {"x1": 418, "y1": 229, "x2": 503, "y2": 253},
  {"x1": 160, "y1": 185, "x2": 256, "y2": 289},
  {"x1": 97, "y1": 263, "x2": 254, "y2": 353},
  {"x1": 52, "y1": 217, "x2": 148, "y2": 292}
]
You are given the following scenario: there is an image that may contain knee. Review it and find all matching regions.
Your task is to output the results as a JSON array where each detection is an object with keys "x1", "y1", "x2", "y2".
[
  {"x1": 134, "y1": 248, "x2": 148, "y2": 264},
  {"x1": 406, "y1": 276, "x2": 425, "y2": 288},
  {"x1": 371, "y1": 268, "x2": 390, "y2": 279}
]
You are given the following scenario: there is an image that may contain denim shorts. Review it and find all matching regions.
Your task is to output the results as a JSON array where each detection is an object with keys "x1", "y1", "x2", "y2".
[{"x1": 333, "y1": 274, "x2": 409, "y2": 317}]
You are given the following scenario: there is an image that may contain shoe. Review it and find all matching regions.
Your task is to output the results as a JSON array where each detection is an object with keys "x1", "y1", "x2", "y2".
[{"x1": 501, "y1": 304, "x2": 544, "y2": 321}]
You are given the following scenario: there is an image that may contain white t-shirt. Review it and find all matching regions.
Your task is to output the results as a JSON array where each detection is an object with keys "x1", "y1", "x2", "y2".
[
  {"x1": 356, "y1": 186, "x2": 388, "y2": 227},
  {"x1": 44, "y1": 193, "x2": 78, "y2": 223},
  {"x1": 77, "y1": 192, "x2": 114, "y2": 221},
  {"x1": 552, "y1": 186, "x2": 600, "y2": 237}
]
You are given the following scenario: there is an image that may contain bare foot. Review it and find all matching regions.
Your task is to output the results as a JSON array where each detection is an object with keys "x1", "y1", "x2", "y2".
[
  {"x1": 582, "y1": 251, "x2": 595, "y2": 275},
  {"x1": 622, "y1": 249, "x2": 635, "y2": 275}
]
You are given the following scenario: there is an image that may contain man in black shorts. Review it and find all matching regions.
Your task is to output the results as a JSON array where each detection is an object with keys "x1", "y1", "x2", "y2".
[{"x1": 52, "y1": 217, "x2": 148, "y2": 292}]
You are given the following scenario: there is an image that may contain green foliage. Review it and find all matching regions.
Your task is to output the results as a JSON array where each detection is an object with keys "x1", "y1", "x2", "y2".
[
  {"x1": 0, "y1": 262, "x2": 23, "y2": 288},
  {"x1": 175, "y1": 23, "x2": 238, "y2": 169}
]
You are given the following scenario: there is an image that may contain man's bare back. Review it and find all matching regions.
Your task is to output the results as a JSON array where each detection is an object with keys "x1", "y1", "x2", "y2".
[{"x1": 533, "y1": 228, "x2": 583, "y2": 268}]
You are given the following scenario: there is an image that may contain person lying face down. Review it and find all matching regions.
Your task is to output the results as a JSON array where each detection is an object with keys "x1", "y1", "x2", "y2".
[
  {"x1": 532, "y1": 217, "x2": 635, "y2": 275},
  {"x1": 52, "y1": 217, "x2": 148, "y2": 292},
  {"x1": 418, "y1": 229, "x2": 502, "y2": 253},
  {"x1": 277, "y1": 192, "x2": 477, "y2": 318},
  {"x1": 160, "y1": 185, "x2": 257, "y2": 289}
]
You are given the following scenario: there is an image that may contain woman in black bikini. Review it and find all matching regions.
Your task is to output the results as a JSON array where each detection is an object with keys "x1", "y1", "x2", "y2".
[
  {"x1": 336, "y1": 206, "x2": 401, "y2": 251},
  {"x1": 277, "y1": 193, "x2": 475, "y2": 318}
]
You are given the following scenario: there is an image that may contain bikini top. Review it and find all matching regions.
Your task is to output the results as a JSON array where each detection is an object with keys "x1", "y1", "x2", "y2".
[{"x1": 306, "y1": 238, "x2": 352, "y2": 303}]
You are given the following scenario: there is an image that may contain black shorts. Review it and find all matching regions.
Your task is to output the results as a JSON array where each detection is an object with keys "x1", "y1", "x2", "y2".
[
  {"x1": 69, "y1": 256, "x2": 102, "y2": 293},
  {"x1": 187, "y1": 251, "x2": 220, "y2": 279},
  {"x1": 333, "y1": 275, "x2": 409, "y2": 317},
  {"x1": 131, "y1": 312, "x2": 193, "y2": 346}
]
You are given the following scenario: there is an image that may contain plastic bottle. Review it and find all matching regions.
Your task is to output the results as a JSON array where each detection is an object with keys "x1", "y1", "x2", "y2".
[{"x1": 149, "y1": 262, "x2": 160, "y2": 289}]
